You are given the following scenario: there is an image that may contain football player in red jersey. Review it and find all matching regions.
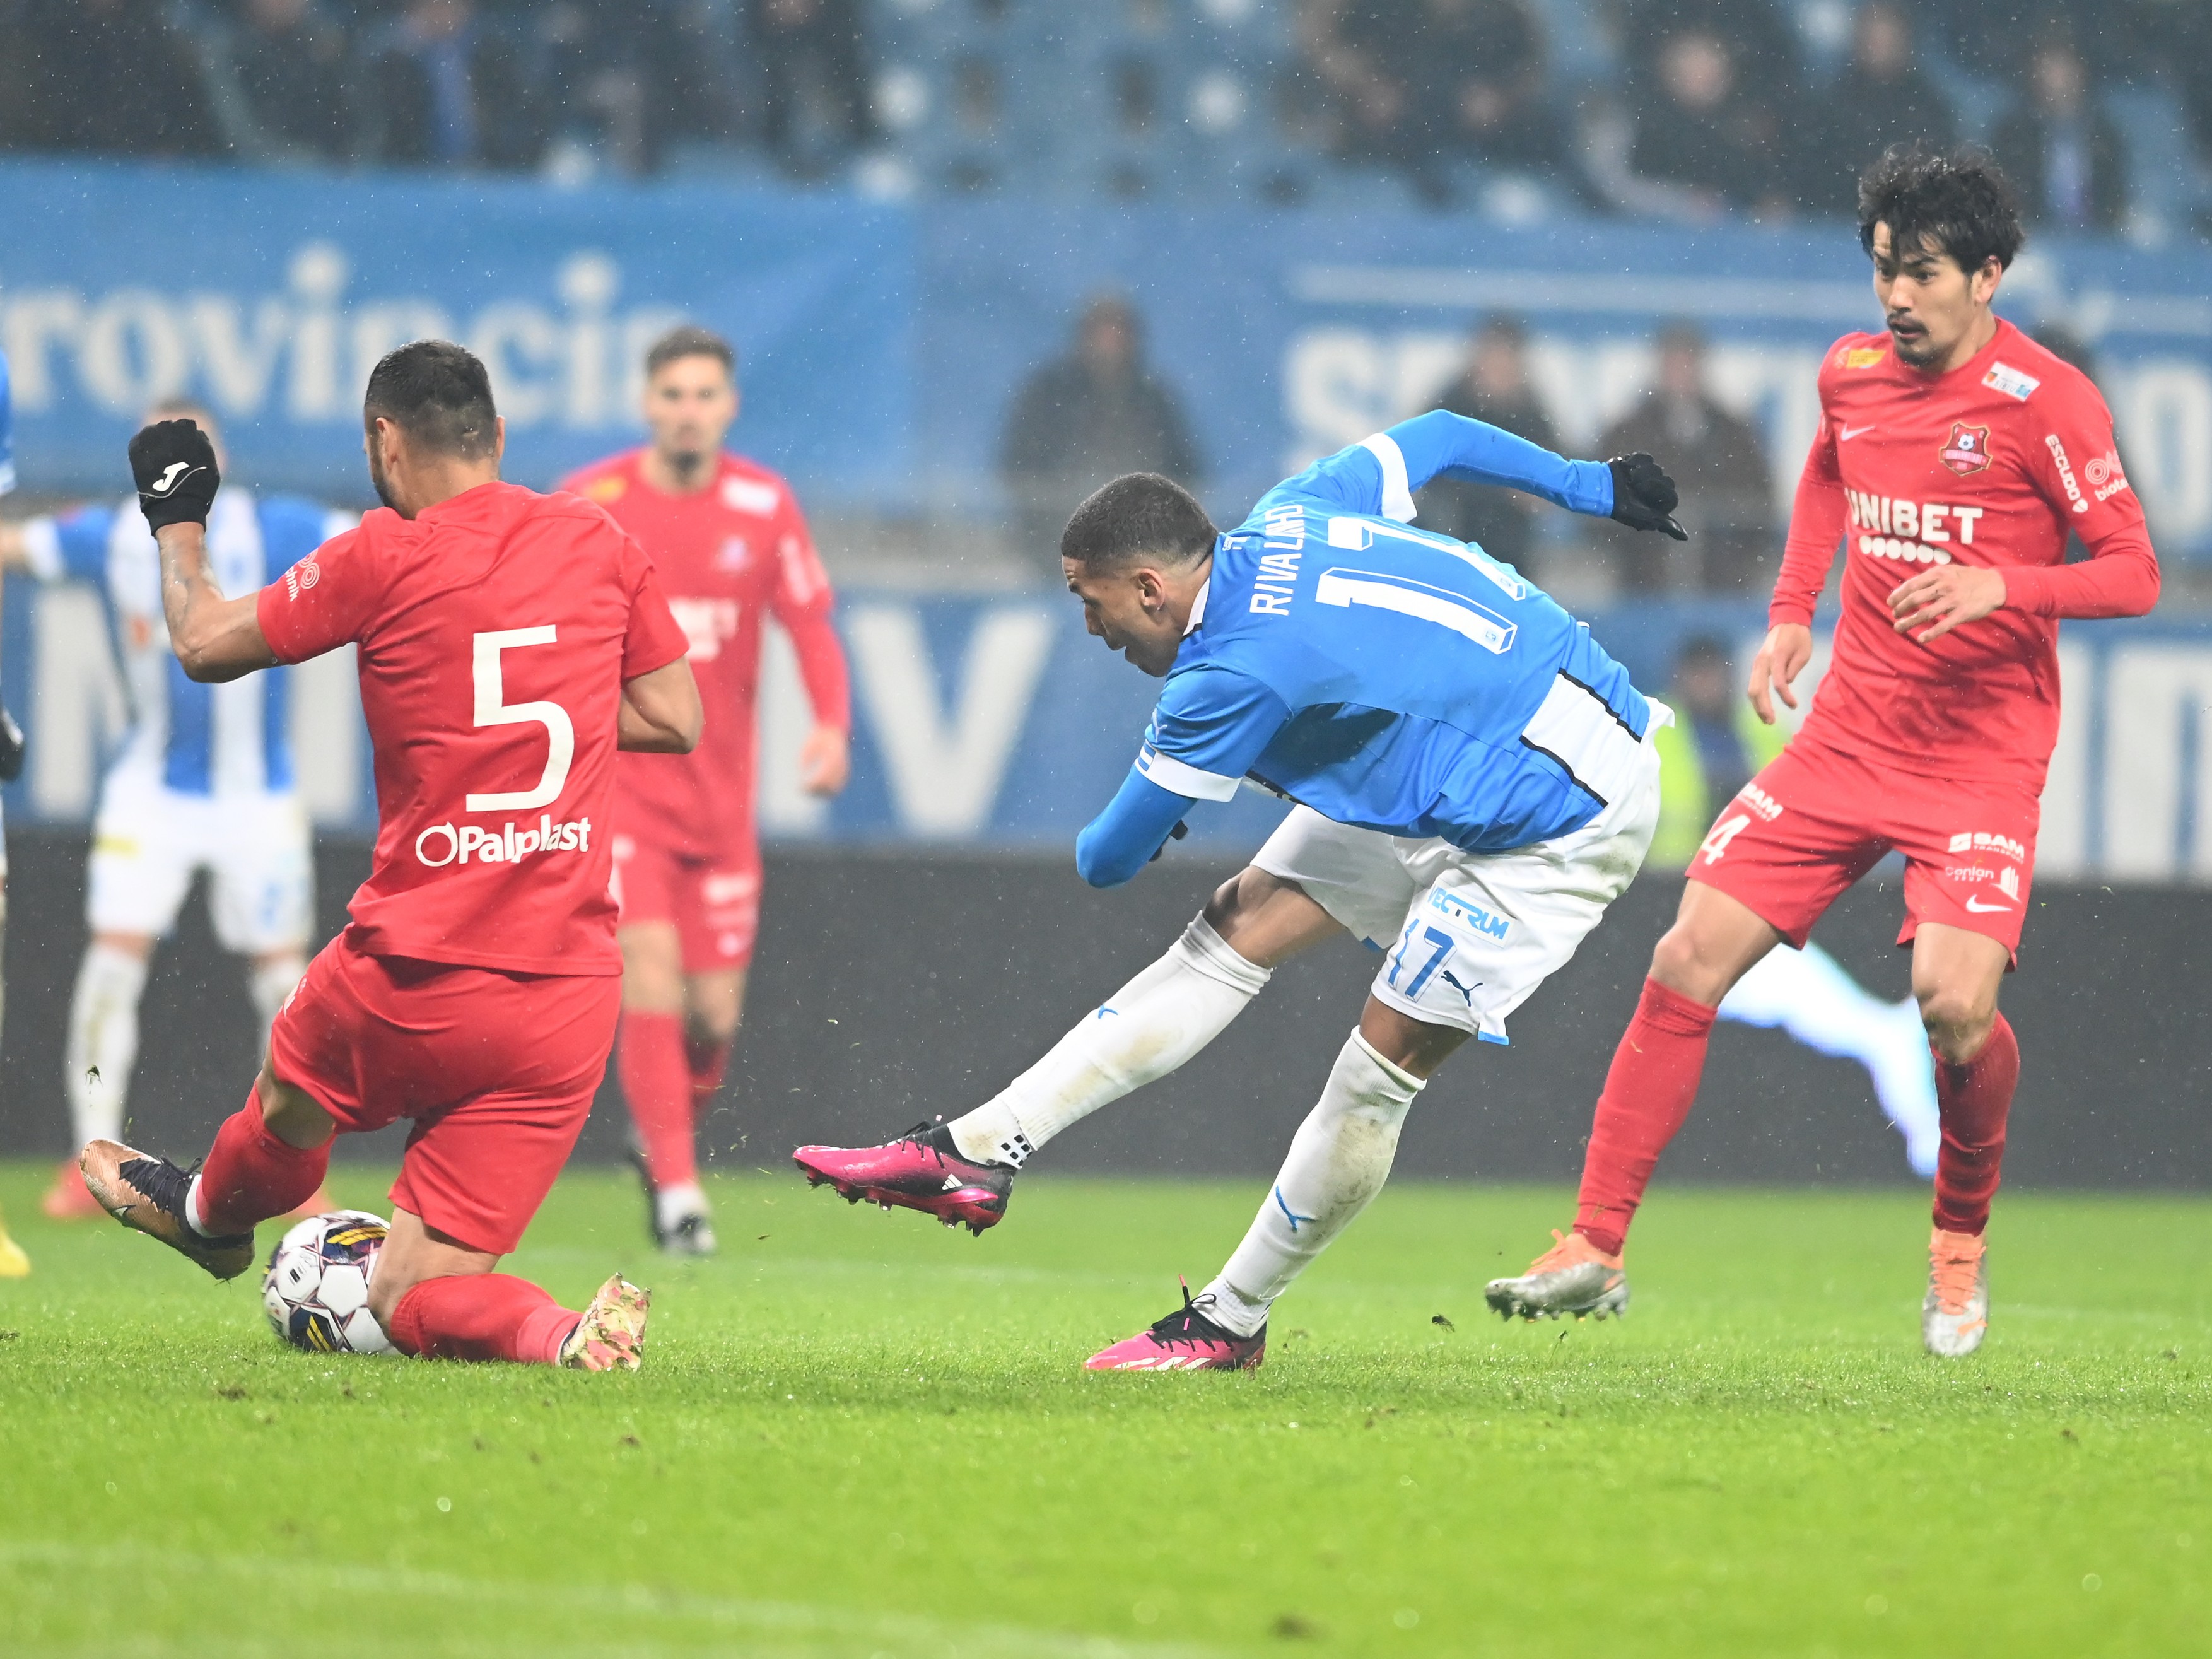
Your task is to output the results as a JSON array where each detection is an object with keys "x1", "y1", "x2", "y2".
[
  {"x1": 81, "y1": 341, "x2": 702, "y2": 1371},
  {"x1": 1487, "y1": 147, "x2": 2160, "y2": 1355},
  {"x1": 561, "y1": 327, "x2": 851, "y2": 1255}
]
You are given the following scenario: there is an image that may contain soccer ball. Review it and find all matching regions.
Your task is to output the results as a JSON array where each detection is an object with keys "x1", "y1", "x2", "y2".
[{"x1": 262, "y1": 1210, "x2": 394, "y2": 1355}]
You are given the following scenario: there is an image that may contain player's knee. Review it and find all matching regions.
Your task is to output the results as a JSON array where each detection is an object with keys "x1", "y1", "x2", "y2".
[
  {"x1": 1918, "y1": 987, "x2": 1996, "y2": 1062},
  {"x1": 1647, "y1": 925, "x2": 1731, "y2": 1004}
]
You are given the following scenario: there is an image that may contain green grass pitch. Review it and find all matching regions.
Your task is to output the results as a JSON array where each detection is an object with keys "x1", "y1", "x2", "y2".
[{"x1": 2, "y1": 1161, "x2": 2208, "y2": 1658}]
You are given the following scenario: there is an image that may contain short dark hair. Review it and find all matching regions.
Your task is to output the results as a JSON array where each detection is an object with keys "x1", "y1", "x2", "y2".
[
  {"x1": 645, "y1": 325, "x2": 736, "y2": 379},
  {"x1": 363, "y1": 340, "x2": 498, "y2": 459},
  {"x1": 1858, "y1": 144, "x2": 2024, "y2": 274},
  {"x1": 1060, "y1": 474, "x2": 1216, "y2": 570}
]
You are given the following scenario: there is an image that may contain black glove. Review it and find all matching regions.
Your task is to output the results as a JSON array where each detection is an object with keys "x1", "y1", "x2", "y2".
[
  {"x1": 1607, "y1": 453, "x2": 1688, "y2": 541},
  {"x1": 0, "y1": 705, "x2": 22, "y2": 784},
  {"x1": 1148, "y1": 819, "x2": 1190, "y2": 864},
  {"x1": 128, "y1": 419, "x2": 221, "y2": 531}
]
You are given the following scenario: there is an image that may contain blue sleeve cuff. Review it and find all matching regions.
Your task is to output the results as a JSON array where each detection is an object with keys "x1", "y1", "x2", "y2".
[
  {"x1": 1383, "y1": 411, "x2": 1613, "y2": 518},
  {"x1": 1075, "y1": 767, "x2": 1198, "y2": 888}
]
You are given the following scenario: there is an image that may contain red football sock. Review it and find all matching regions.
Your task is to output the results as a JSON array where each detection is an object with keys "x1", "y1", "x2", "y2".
[
  {"x1": 387, "y1": 1273, "x2": 578, "y2": 1364},
  {"x1": 194, "y1": 1092, "x2": 331, "y2": 1236},
  {"x1": 1931, "y1": 1013, "x2": 2018, "y2": 1236},
  {"x1": 686, "y1": 1033, "x2": 732, "y2": 1107},
  {"x1": 618, "y1": 1012, "x2": 696, "y2": 1188},
  {"x1": 1572, "y1": 978, "x2": 1719, "y2": 1257}
]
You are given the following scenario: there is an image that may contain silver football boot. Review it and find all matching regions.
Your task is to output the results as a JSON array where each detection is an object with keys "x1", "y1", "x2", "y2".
[{"x1": 1485, "y1": 1229, "x2": 1630, "y2": 1322}]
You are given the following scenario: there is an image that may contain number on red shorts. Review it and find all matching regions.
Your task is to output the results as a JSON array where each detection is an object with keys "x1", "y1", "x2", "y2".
[{"x1": 1698, "y1": 812, "x2": 1752, "y2": 866}]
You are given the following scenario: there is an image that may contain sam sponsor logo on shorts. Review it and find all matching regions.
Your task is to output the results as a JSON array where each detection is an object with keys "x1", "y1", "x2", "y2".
[
  {"x1": 1738, "y1": 782, "x2": 1784, "y2": 823},
  {"x1": 1947, "y1": 830, "x2": 2025, "y2": 862},
  {"x1": 416, "y1": 813, "x2": 594, "y2": 867}
]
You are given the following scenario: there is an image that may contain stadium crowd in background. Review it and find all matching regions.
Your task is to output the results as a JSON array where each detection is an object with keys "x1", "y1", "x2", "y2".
[{"x1": 0, "y1": 1, "x2": 2207, "y2": 235}]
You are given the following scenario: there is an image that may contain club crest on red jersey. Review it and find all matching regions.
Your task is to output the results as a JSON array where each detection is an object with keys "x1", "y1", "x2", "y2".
[{"x1": 1940, "y1": 423, "x2": 1993, "y2": 476}]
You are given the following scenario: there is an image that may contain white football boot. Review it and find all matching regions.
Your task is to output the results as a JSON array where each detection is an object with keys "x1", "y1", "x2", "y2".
[{"x1": 1922, "y1": 1226, "x2": 1989, "y2": 1357}]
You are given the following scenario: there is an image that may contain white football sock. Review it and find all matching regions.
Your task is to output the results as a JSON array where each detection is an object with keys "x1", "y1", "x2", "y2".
[
  {"x1": 654, "y1": 1180, "x2": 710, "y2": 1233},
  {"x1": 66, "y1": 943, "x2": 148, "y2": 1149},
  {"x1": 947, "y1": 914, "x2": 1272, "y2": 1168},
  {"x1": 1200, "y1": 1029, "x2": 1424, "y2": 1338},
  {"x1": 249, "y1": 953, "x2": 308, "y2": 1058}
]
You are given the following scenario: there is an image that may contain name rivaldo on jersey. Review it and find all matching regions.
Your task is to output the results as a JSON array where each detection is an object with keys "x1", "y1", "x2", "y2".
[
  {"x1": 414, "y1": 814, "x2": 594, "y2": 867},
  {"x1": 1846, "y1": 491, "x2": 1984, "y2": 566},
  {"x1": 1251, "y1": 505, "x2": 1304, "y2": 616}
]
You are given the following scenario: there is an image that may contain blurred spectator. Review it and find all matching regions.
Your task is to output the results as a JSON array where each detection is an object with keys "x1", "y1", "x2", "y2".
[
  {"x1": 1617, "y1": 0, "x2": 1803, "y2": 96},
  {"x1": 1991, "y1": 33, "x2": 2129, "y2": 232},
  {"x1": 1297, "y1": 0, "x2": 1568, "y2": 203},
  {"x1": 1415, "y1": 315, "x2": 1562, "y2": 579},
  {"x1": 747, "y1": 0, "x2": 877, "y2": 179},
  {"x1": 2150, "y1": 0, "x2": 2212, "y2": 167},
  {"x1": 8, "y1": 0, "x2": 223, "y2": 158},
  {"x1": 364, "y1": 0, "x2": 546, "y2": 170},
  {"x1": 1001, "y1": 295, "x2": 1202, "y2": 582},
  {"x1": 1647, "y1": 634, "x2": 1785, "y2": 869},
  {"x1": 540, "y1": 2, "x2": 737, "y2": 176},
  {"x1": 224, "y1": 0, "x2": 353, "y2": 161},
  {"x1": 1623, "y1": 28, "x2": 1789, "y2": 217},
  {"x1": 1796, "y1": 4, "x2": 1957, "y2": 217},
  {"x1": 1596, "y1": 323, "x2": 1773, "y2": 595}
]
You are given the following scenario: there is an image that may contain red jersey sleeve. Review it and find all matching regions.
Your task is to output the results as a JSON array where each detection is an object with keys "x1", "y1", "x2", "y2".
[
  {"x1": 766, "y1": 496, "x2": 851, "y2": 730},
  {"x1": 1770, "y1": 360, "x2": 1848, "y2": 628},
  {"x1": 255, "y1": 523, "x2": 387, "y2": 662},
  {"x1": 2002, "y1": 379, "x2": 2160, "y2": 621},
  {"x1": 621, "y1": 537, "x2": 693, "y2": 679}
]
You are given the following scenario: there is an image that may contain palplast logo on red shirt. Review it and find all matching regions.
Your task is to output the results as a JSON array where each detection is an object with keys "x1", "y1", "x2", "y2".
[
  {"x1": 1940, "y1": 423, "x2": 1993, "y2": 476},
  {"x1": 414, "y1": 813, "x2": 594, "y2": 867}
]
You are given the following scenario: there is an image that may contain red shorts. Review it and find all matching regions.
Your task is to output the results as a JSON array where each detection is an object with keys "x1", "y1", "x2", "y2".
[
  {"x1": 1689, "y1": 737, "x2": 2039, "y2": 960},
  {"x1": 610, "y1": 829, "x2": 762, "y2": 973},
  {"x1": 269, "y1": 937, "x2": 621, "y2": 1255}
]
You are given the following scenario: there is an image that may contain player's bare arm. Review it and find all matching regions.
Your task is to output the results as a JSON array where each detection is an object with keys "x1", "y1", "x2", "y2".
[
  {"x1": 619, "y1": 655, "x2": 703, "y2": 753},
  {"x1": 127, "y1": 418, "x2": 278, "y2": 683}
]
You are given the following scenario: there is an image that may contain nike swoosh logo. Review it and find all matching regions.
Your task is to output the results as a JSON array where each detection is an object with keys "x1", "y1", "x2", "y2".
[
  {"x1": 149, "y1": 462, "x2": 196, "y2": 495},
  {"x1": 1963, "y1": 894, "x2": 2013, "y2": 913},
  {"x1": 1839, "y1": 424, "x2": 1876, "y2": 441}
]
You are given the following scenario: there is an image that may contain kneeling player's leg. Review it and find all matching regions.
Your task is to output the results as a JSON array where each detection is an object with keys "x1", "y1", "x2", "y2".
[
  {"x1": 944, "y1": 867, "x2": 1328, "y2": 1168},
  {"x1": 370, "y1": 1209, "x2": 583, "y2": 1365},
  {"x1": 1198, "y1": 1000, "x2": 1452, "y2": 1335}
]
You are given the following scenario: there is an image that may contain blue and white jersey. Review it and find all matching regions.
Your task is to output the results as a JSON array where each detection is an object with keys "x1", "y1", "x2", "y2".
[
  {"x1": 23, "y1": 489, "x2": 353, "y2": 799},
  {"x1": 1082, "y1": 412, "x2": 1652, "y2": 885}
]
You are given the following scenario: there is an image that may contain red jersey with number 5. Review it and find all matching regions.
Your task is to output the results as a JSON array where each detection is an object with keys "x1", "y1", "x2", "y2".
[
  {"x1": 558, "y1": 449, "x2": 850, "y2": 860},
  {"x1": 256, "y1": 479, "x2": 691, "y2": 975},
  {"x1": 1774, "y1": 317, "x2": 2158, "y2": 795}
]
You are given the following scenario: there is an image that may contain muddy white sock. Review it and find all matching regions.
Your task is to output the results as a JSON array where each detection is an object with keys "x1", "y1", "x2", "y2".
[
  {"x1": 947, "y1": 915, "x2": 1271, "y2": 1168},
  {"x1": 66, "y1": 943, "x2": 148, "y2": 1148},
  {"x1": 1200, "y1": 1029, "x2": 1425, "y2": 1337}
]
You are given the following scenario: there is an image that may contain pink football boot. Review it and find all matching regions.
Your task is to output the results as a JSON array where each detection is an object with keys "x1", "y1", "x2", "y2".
[
  {"x1": 1085, "y1": 1281, "x2": 1266, "y2": 1372},
  {"x1": 793, "y1": 1122, "x2": 1015, "y2": 1235}
]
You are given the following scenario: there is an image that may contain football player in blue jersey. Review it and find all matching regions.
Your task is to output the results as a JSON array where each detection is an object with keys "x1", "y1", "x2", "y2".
[
  {"x1": 0, "y1": 399, "x2": 350, "y2": 1221},
  {"x1": 796, "y1": 414, "x2": 1687, "y2": 1369}
]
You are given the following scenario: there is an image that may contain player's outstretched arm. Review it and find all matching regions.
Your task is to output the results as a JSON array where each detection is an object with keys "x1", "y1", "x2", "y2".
[
  {"x1": 619, "y1": 656, "x2": 703, "y2": 754},
  {"x1": 130, "y1": 419, "x2": 277, "y2": 683},
  {"x1": 1075, "y1": 769, "x2": 1197, "y2": 889}
]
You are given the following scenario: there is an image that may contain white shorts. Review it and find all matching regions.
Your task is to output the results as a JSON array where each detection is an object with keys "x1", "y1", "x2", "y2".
[
  {"x1": 88, "y1": 775, "x2": 313, "y2": 954},
  {"x1": 1253, "y1": 705, "x2": 1666, "y2": 1045}
]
